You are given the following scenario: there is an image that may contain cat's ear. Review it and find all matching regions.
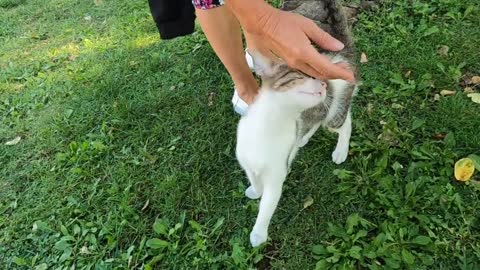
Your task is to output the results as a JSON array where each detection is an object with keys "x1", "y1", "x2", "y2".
[{"x1": 250, "y1": 51, "x2": 278, "y2": 78}]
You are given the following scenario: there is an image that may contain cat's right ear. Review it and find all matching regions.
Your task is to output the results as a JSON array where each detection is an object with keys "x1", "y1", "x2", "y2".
[{"x1": 250, "y1": 51, "x2": 277, "y2": 78}]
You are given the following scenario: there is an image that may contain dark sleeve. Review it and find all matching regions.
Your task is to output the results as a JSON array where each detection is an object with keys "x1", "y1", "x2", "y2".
[{"x1": 148, "y1": 0, "x2": 196, "y2": 40}]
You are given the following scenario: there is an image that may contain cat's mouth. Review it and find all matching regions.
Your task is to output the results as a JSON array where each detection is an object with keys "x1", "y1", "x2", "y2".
[{"x1": 299, "y1": 89, "x2": 324, "y2": 96}]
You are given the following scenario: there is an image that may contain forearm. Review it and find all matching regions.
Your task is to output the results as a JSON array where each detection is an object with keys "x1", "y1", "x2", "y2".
[{"x1": 224, "y1": 0, "x2": 274, "y2": 34}]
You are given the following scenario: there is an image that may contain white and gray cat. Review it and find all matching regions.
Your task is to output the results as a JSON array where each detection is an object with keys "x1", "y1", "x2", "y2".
[{"x1": 235, "y1": 0, "x2": 360, "y2": 247}]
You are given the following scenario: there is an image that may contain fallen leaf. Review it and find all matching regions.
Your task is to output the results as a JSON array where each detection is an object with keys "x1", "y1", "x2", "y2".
[
  {"x1": 5, "y1": 136, "x2": 21, "y2": 146},
  {"x1": 94, "y1": 0, "x2": 103, "y2": 6},
  {"x1": 207, "y1": 92, "x2": 216, "y2": 106},
  {"x1": 464, "y1": 87, "x2": 475, "y2": 94},
  {"x1": 68, "y1": 55, "x2": 77, "y2": 61},
  {"x1": 433, "y1": 94, "x2": 440, "y2": 101},
  {"x1": 303, "y1": 196, "x2": 314, "y2": 209},
  {"x1": 404, "y1": 70, "x2": 411, "y2": 78},
  {"x1": 440, "y1": 90, "x2": 456, "y2": 96},
  {"x1": 80, "y1": 246, "x2": 89, "y2": 254},
  {"x1": 360, "y1": 53, "x2": 368, "y2": 63},
  {"x1": 391, "y1": 103, "x2": 404, "y2": 109},
  {"x1": 471, "y1": 76, "x2": 480, "y2": 84},
  {"x1": 437, "y1": 45, "x2": 449, "y2": 56},
  {"x1": 141, "y1": 200, "x2": 150, "y2": 211},
  {"x1": 432, "y1": 133, "x2": 446, "y2": 140},
  {"x1": 454, "y1": 158, "x2": 475, "y2": 181},
  {"x1": 467, "y1": 93, "x2": 480, "y2": 104},
  {"x1": 367, "y1": 103, "x2": 373, "y2": 114}
]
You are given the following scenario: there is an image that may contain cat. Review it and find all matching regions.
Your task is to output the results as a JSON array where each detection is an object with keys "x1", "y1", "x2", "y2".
[{"x1": 235, "y1": 0, "x2": 360, "y2": 247}]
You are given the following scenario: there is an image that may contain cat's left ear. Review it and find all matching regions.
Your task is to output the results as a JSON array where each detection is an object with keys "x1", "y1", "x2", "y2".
[{"x1": 250, "y1": 51, "x2": 278, "y2": 78}]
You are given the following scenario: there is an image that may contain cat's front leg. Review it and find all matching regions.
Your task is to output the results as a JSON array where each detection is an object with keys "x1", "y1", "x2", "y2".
[
  {"x1": 298, "y1": 122, "x2": 322, "y2": 148},
  {"x1": 332, "y1": 110, "x2": 352, "y2": 164},
  {"x1": 250, "y1": 170, "x2": 286, "y2": 247}
]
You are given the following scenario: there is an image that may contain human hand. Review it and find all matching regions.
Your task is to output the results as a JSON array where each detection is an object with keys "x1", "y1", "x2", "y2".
[{"x1": 226, "y1": 0, "x2": 355, "y2": 82}]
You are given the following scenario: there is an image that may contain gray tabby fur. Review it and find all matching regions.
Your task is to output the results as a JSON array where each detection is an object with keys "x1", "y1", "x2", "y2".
[{"x1": 281, "y1": 0, "x2": 359, "y2": 138}]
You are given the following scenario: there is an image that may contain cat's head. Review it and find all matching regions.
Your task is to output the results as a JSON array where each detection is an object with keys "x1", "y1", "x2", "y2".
[{"x1": 252, "y1": 52, "x2": 327, "y2": 109}]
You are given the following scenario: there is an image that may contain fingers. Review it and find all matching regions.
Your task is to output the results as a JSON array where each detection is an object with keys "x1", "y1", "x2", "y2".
[
  {"x1": 304, "y1": 19, "x2": 344, "y2": 51},
  {"x1": 303, "y1": 47, "x2": 355, "y2": 81},
  {"x1": 295, "y1": 62, "x2": 325, "y2": 80},
  {"x1": 334, "y1": 62, "x2": 351, "y2": 70}
]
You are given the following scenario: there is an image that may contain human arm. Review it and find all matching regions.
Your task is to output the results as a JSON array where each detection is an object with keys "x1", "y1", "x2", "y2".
[{"x1": 224, "y1": 0, "x2": 355, "y2": 82}]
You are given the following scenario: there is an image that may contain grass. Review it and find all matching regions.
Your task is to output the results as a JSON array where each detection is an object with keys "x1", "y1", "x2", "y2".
[{"x1": 1, "y1": 0, "x2": 480, "y2": 269}]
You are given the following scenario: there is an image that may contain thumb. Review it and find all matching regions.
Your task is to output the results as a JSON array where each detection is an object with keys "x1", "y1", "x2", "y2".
[{"x1": 304, "y1": 19, "x2": 344, "y2": 51}]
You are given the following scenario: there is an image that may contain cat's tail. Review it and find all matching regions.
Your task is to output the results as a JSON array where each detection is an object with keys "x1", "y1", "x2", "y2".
[{"x1": 322, "y1": 0, "x2": 354, "y2": 54}]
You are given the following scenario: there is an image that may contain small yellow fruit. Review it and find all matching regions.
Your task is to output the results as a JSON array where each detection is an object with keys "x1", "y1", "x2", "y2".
[{"x1": 454, "y1": 158, "x2": 475, "y2": 181}]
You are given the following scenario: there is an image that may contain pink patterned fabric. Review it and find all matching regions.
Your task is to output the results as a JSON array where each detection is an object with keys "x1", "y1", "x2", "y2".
[{"x1": 192, "y1": 0, "x2": 224, "y2": 10}]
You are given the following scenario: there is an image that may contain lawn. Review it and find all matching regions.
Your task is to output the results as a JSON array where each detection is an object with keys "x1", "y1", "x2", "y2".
[{"x1": 1, "y1": 0, "x2": 480, "y2": 269}]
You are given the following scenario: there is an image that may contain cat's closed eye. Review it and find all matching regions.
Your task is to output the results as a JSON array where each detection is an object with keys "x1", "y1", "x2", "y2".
[{"x1": 272, "y1": 69, "x2": 307, "y2": 90}]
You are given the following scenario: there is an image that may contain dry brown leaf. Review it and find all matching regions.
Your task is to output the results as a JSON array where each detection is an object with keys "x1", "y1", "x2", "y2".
[
  {"x1": 437, "y1": 45, "x2": 449, "y2": 56},
  {"x1": 440, "y1": 90, "x2": 456, "y2": 96},
  {"x1": 471, "y1": 76, "x2": 480, "y2": 84},
  {"x1": 303, "y1": 196, "x2": 314, "y2": 209},
  {"x1": 454, "y1": 158, "x2": 475, "y2": 181},
  {"x1": 360, "y1": 52, "x2": 368, "y2": 63},
  {"x1": 432, "y1": 133, "x2": 446, "y2": 140},
  {"x1": 5, "y1": 136, "x2": 21, "y2": 146},
  {"x1": 464, "y1": 87, "x2": 475, "y2": 94}
]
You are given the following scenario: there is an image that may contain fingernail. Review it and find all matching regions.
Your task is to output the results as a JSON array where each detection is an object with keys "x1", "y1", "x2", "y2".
[{"x1": 332, "y1": 40, "x2": 344, "y2": 51}]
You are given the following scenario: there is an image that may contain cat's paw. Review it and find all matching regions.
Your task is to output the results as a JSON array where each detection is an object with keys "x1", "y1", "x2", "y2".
[
  {"x1": 297, "y1": 138, "x2": 309, "y2": 148},
  {"x1": 332, "y1": 147, "x2": 348, "y2": 164},
  {"x1": 245, "y1": 186, "x2": 261, "y2": 199},
  {"x1": 250, "y1": 230, "x2": 268, "y2": 247}
]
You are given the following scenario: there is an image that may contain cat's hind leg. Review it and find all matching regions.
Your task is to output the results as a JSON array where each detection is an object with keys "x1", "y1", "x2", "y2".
[
  {"x1": 250, "y1": 169, "x2": 286, "y2": 247},
  {"x1": 245, "y1": 169, "x2": 263, "y2": 199},
  {"x1": 331, "y1": 110, "x2": 352, "y2": 164}
]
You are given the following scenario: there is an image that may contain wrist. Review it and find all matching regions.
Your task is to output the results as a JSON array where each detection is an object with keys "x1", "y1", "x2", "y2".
[{"x1": 225, "y1": 0, "x2": 275, "y2": 34}]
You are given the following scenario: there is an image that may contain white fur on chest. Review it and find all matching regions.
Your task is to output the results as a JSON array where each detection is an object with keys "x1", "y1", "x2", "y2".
[{"x1": 236, "y1": 91, "x2": 299, "y2": 173}]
